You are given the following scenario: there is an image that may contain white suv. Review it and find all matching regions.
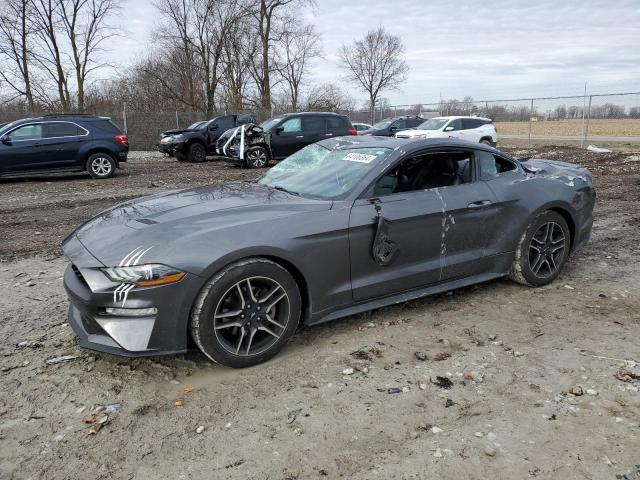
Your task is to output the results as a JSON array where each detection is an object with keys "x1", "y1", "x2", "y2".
[{"x1": 394, "y1": 116, "x2": 497, "y2": 146}]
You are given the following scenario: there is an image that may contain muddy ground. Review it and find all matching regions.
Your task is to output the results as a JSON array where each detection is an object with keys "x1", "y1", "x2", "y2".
[{"x1": 1, "y1": 146, "x2": 639, "y2": 480}]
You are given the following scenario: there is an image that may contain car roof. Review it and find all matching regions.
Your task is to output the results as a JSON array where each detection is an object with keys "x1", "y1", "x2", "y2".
[
  {"x1": 431, "y1": 115, "x2": 492, "y2": 121},
  {"x1": 319, "y1": 135, "x2": 503, "y2": 154},
  {"x1": 280, "y1": 111, "x2": 346, "y2": 117},
  {"x1": 10, "y1": 114, "x2": 109, "y2": 123}
]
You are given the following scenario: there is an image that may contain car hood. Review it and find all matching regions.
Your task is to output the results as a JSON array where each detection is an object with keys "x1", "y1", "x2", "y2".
[
  {"x1": 67, "y1": 182, "x2": 331, "y2": 268},
  {"x1": 161, "y1": 128, "x2": 197, "y2": 136}
]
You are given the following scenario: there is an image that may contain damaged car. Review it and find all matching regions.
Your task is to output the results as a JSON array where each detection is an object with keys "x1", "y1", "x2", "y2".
[
  {"x1": 63, "y1": 137, "x2": 595, "y2": 367},
  {"x1": 216, "y1": 112, "x2": 356, "y2": 168},
  {"x1": 158, "y1": 113, "x2": 255, "y2": 162}
]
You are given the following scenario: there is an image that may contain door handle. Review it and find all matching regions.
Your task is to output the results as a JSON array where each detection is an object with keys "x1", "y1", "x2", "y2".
[
  {"x1": 325, "y1": 133, "x2": 333, "y2": 136},
  {"x1": 295, "y1": 135, "x2": 304, "y2": 139},
  {"x1": 468, "y1": 200, "x2": 492, "y2": 208}
]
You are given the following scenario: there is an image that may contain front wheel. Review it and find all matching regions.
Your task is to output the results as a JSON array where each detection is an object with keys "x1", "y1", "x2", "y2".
[
  {"x1": 86, "y1": 153, "x2": 116, "y2": 179},
  {"x1": 509, "y1": 210, "x2": 571, "y2": 286},
  {"x1": 190, "y1": 258, "x2": 301, "y2": 368},
  {"x1": 245, "y1": 146, "x2": 270, "y2": 168},
  {"x1": 188, "y1": 143, "x2": 207, "y2": 162}
]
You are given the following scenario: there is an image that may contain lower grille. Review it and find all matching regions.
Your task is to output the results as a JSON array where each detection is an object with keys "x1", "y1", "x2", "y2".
[
  {"x1": 81, "y1": 313, "x2": 104, "y2": 335},
  {"x1": 71, "y1": 264, "x2": 90, "y2": 289}
]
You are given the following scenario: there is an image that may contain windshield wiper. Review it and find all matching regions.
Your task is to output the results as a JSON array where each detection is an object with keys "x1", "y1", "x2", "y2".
[{"x1": 271, "y1": 185, "x2": 301, "y2": 196}]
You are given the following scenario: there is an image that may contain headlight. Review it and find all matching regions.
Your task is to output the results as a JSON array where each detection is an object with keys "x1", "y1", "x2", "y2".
[
  {"x1": 101, "y1": 264, "x2": 185, "y2": 287},
  {"x1": 160, "y1": 136, "x2": 171, "y2": 144}
]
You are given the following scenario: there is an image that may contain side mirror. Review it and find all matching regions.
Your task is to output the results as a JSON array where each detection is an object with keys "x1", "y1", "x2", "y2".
[
  {"x1": 444, "y1": 126, "x2": 454, "y2": 132},
  {"x1": 275, "y1": 126, "x2": 284, "y2": 135},
  {"x1": 1, "y1": 135, "x2": 10, "y2": 145},
  {"x1": 389, "y1": 126, "x2": 398, "y2": 132}
]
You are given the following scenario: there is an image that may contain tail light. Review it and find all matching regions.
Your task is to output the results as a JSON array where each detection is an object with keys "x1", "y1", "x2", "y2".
[
  {"x1": 347, "y1": 128, "x2": 358, "y2": 136},
  {"x1": 115, "y1": 134, "x2": 129, "y2": 148}
]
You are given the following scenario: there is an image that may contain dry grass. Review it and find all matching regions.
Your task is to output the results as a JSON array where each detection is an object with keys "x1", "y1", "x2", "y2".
[{"x1": 495, "y1": 119, "x2": 640, "y2": 136}]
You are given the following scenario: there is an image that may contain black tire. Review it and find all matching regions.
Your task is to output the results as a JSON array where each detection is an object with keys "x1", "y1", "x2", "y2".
[
  {"x1": 188, "y1": 143, "x2": 207, "y2": 162},
  {"x1": 245, "y1": 146, "x2": 270, "y2": 168},
  {"x1": 86, "y1": 153, "x2": 116, "y2": 179},
  {"x1": 509, "y1": 210, "x2": 571, "y2": 286},
  {"x1": 190, "y1": 258, "x2": 301, "y2": 368}
]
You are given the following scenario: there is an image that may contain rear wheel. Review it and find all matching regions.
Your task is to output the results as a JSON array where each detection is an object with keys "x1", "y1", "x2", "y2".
[
  {"x1": 188, "y1": 143, "x2": 207, "y2": 162},
  {"x1": 509, "y1": 210, "x2": 571, "y2": 286},
  {"x1": 190, "y1": 258, "x2": 301, "y2": 368},
  {"x1": 86, "y1": 153, "x2": 115, "y2": 179},
  {"x1": 245, "y1": 146, "x2": 270, "y2": 168}
]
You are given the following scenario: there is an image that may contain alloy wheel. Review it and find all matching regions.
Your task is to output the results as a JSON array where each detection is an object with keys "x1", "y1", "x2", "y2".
[
  {"x1": 213, "y1": 276, "x2": 290, "y2": 356},
  {"x1": 247, "y1": 149, "x2": 267, "y2": 167},
  {"x1": 528, "y1": 221, "x2": 566, "y2": 278},
  {"x1": 91, "y1": 157, "x2": 112, "y2": 176}
]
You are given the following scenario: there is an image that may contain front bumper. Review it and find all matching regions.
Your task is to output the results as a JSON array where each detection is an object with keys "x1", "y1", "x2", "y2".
[{"x1": 63, "y1": 239, "x2": 202, "y2": 357}]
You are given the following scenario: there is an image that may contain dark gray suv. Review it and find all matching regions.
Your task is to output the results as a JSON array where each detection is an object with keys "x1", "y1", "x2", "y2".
[
  {"x1": 359, "y1": 115, "x2": 425, "y2": 136},
  {"x1": 0, "y1": 114, "x2": 128, "y2": 179}
]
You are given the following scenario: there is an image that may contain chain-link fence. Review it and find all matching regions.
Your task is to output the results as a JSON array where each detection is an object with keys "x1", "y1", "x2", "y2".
[
  {"x1": 354, "y1": 92, "x2": 640, "y2": 146},
  {"x1": 1, "y1": 92, "x2": 639, "y2": 150}
]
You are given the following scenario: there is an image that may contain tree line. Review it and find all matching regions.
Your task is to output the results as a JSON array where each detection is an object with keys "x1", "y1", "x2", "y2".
[{"x1": 0, "y1": 0, "x2": 410, "y2": 124}]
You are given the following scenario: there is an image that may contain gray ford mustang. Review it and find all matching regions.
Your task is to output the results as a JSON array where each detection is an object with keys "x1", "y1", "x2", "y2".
[{"x1": 63, "y1": 136, "x2": 595, "y2": 367}]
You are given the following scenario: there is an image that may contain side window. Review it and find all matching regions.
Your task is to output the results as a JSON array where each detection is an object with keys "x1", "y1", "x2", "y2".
[
  {"x1": 7, "y1": 124, "x2": 43, "y2": 141},
  {"x1": 303, "y1": 116, "x2": 325, "y2": 132},
  {"x1": 214, "y1": 117, "x2": 234, "y2": 130},
  {"x1": 280, "y1": 117, "x2": 301, "y2": 133},
  {"x1": 44, "y1": 122, "x2": 83, "y2": 138},
  {"x1": 407, "y1": 118, "x2": 422, "y2": 128},
  {"x1": 446, "y1": 119, "x2": 462, "y2": 131},
  {"x1": 373, "y1": 151, "x2": 474, "y2": 196},
  {"x1": 391, "y1": 119, "x2": 405, "y2": 129},
  {"x1": 461, "y1": 118, "x2": 481, "y2": 130},
  {"x1": 477, "y1": 151, "x2": 517, "y2": 180}
]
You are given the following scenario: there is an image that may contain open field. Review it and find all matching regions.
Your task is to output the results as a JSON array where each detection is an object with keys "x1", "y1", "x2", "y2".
[
  {"x1": 496, "y1": 119, "x2": 640, "y2": 137},
  {"x1": 1, "y1": 146, "x2": 639, "y2": 479}
]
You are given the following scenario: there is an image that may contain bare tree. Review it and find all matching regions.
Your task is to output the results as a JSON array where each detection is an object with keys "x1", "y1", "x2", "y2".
[
  {"x1": 304, "y1": 82, "x2": 354, "y2": 112},
  {"x1": 274, "y1": 17, "x2": 321, "y2": 111},
  {"x1": 32, "y1": 0, "x2": 71, "y2": 110},
  {"x1": 0, "y1": 0, "x2": 36, "y2": 108},
  {"x1": 220, "y1": 14, "x2": 257, "y2": 112},
  {"x1": 58, "y1": 0, "x2": 120, "y2": 112},
  {"x1": 151, "y1": 0, "x2": 246, "y2": 116},
  {"x1": 338, "y1": 27, "x2": 408, "y2": 124},
  {"x1": 252, "y1": 0, "x2": 314, "y2": 116}
]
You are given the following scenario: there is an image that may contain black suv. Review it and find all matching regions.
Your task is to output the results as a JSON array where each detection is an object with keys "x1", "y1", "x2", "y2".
[
  {"x1": 216, "y1": 112, "x2": 356, "y2": 167},
  {"x1": 360, "y1": 115, "x2": 425, "y2": 136},
  {"x1": 0, "y1": 115, "x2": 128, "y2": 179},
  {"x1": 158, "y1": 113, "x2": 256, "y2": 162}
]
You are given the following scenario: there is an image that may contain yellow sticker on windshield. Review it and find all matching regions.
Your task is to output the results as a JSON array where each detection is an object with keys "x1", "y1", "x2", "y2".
[{"x1": 343, "y1": 152, "x2": 377, "y2": 163}]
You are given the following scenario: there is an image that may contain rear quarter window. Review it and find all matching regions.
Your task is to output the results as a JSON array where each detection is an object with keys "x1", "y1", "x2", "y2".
[
  {"x1": 326, "y1": 116, "x2": 347, "y2": 130},
  {"x1": 477, "y1": 151, "x2": 518, "y2": 180},
  {"x1": 87, "y1": 119, "x2": 123, "y2": 135}
]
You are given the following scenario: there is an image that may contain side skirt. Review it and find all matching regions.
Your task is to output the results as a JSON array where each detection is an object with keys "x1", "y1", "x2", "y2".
[{"x1": 307, "y1": 271, "x2": 507, "y2": 326}]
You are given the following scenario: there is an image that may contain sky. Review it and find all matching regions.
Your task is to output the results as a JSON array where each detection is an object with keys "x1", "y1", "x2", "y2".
[{"x1": 115, "y1": 0, "x2": 640, "y2": 105}]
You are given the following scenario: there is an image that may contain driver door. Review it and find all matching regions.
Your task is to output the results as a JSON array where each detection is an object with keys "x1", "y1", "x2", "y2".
[{"x1": 349, "y1": 190, "x2": 445, "y2": 301}]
